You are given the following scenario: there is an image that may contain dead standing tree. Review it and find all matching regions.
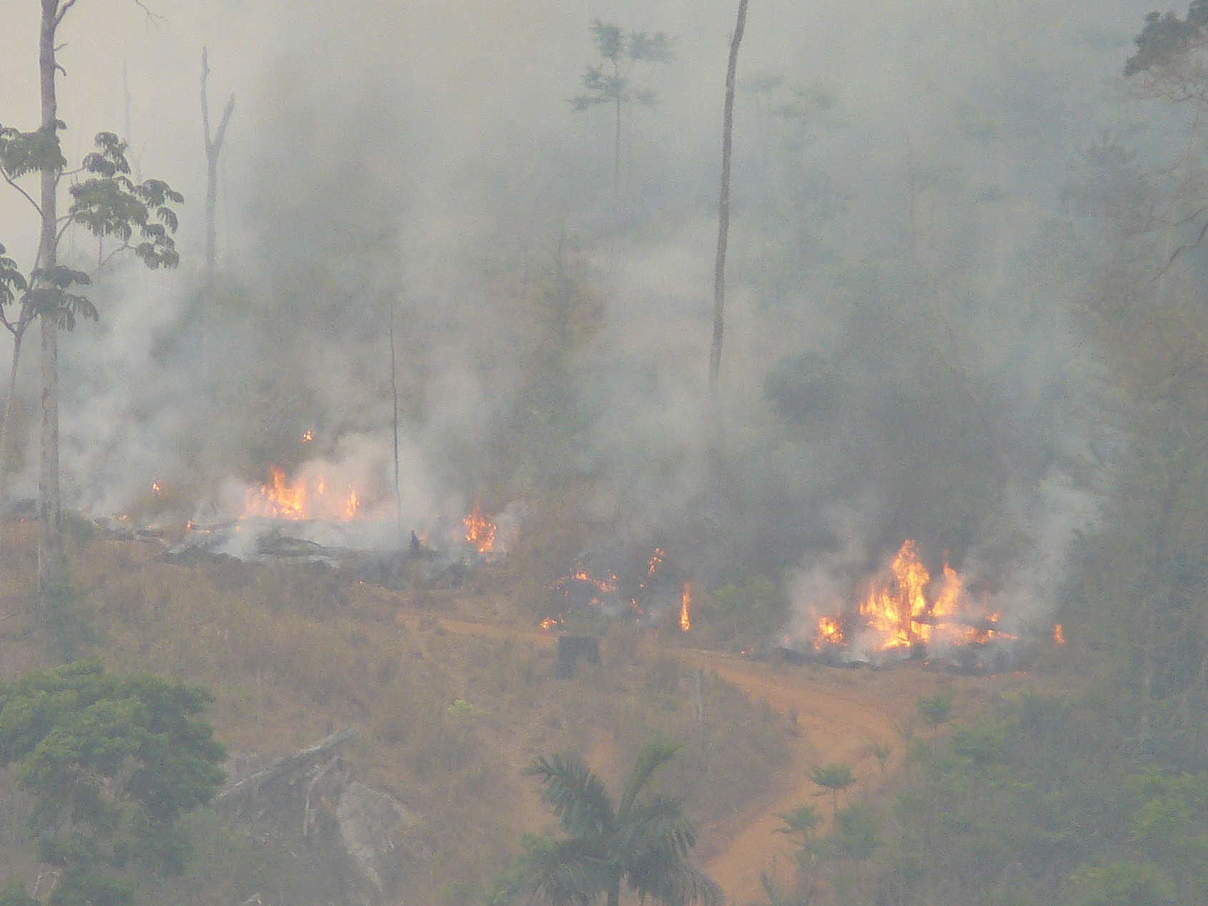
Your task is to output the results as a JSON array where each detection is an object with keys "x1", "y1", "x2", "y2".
[
  {"x1": 709, "y1": 0, "x2": 749, "y2": 395},
  {"x1": 201, "y1": 46, "x2": 235, "y2": 295}
]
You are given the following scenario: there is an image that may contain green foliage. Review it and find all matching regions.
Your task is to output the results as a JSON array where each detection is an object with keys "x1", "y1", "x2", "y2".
[
  {"x1": 0, "y1": 882, "x2": 39, "y2": 906},
  {"x1": 570, "y1": 21, "x2": 674, "y2": 111},
  {"x1": 0, "y1": 129, "x2": 183, "y2": 339},
  {"x1": 775, "y1": 804, "x2": 820, "y2": 849},
  {"x1": 0, "y1": 242, "x2": 28, "y2": 309},
  {"x1": 829, "y1": 805, "x2": 880, "y2": 861},
  {"x1": 40, "y1": 580, "x2": 98, "y2": 663},
  {"x1": 702, "y1": 576, "x2": 787, "y2": 648},
  {"x1": 68, "y1": 134, "x2": 183, "y2": 270},
  {"x1": 811, "y1": 763, "x2": 856, "y2": 815},
  {"x1": 1068, "y1": 860, "x2": 1175, "y2": 906},
  {"x1": 520, "y1": 741, "x2": 721, "y2": 906},
  {"x1": 916, "y1": 691, "x2": 954, "y2": 727},
  {"x1": 810, "y1": 763, "x2": 855, "y2": 792},
  {"x1": 26, "y1": 266, "x2": 95, "y2": 330},
  {"x1": 1125, "y1": 3, "x2": 1208, "y2": 76},
  {"x1": 0, "y1": 661, "x2": 225, "y2": 906},
  {"x1": 0, "y1": 122, "x2": 67, "y2": 178}
]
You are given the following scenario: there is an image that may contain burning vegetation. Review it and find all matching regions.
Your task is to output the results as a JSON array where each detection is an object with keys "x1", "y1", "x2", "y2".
[
  {"x1": 463, "y1": 504, "x2": 497, "y2": 554},
  {"x1": 243, "y1": 466, "x2": 361, "y2": 522},
  {"x1": 810, "y1": 539, "x2": 1015, "y2": 664},
  {"x1": 543, "y1": 547, "x2": 693, "y2": 633}
]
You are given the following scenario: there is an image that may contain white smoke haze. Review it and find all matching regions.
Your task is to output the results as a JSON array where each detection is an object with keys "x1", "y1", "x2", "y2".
[{"x1": 0, "y1": 1, "x2": 1164, "y2": 638}]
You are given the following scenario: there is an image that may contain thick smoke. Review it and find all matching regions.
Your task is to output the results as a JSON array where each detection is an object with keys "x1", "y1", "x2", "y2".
[{"x1": 0, "y1": 1, "x2": 1157, "y2": 637}]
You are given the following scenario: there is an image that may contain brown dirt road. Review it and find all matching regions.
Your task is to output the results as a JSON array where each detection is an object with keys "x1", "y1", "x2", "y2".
[{"x1": 388, "y1": 605, "x2": 987, "y2": 905}]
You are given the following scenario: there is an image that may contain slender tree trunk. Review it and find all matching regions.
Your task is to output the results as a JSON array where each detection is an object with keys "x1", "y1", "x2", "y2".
[
  {"x1": 388, "y1": 305, "x2": 403, "y2": 542},
  {"x1": 614, "y1": 94, "x2": 622, "y2": 196},
  {"x1": 37, "y1": 0, "x2": 67, "y2": 603},
  {"x1": 201, "y1": 48, "x2": 235, "y2": 297},
  {"x1": 709, "y1": 0, "x2": 749, "y2": 395},
  {"x1": 0, "y1": 330, "x2": 26, "y2": 500}
]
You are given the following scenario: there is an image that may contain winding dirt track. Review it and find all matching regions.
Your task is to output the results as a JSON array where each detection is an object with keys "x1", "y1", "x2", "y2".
[{"x1": 391, "y1": 608, "x2": 964, "y2": 905}]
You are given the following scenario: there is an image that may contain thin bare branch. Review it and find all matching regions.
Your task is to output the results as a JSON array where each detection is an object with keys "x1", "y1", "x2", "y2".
[
  {"x1": 130, "y1": 0, "x2": 164, "y2": 25},
  {"x1": 54, "y1": 0, "x2": 80, "y2": 28},
  {"x1": 1155, "y1": 216, "x2": 1208, "y2": 280},
  {"x1": 0, "y1": 169, "x2": 44, "y2": 217},
  {"x1": 213, "y1": 94, "x2": 236, "y2": 153},
  {"x1": 94, "y1": 242, "x2": 134, "y2": 276}
]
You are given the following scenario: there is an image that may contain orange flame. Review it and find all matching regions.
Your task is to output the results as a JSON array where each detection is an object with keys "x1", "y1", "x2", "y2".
[
  {"x1": 1053, "y1": 623, "x2": 1066, "y2": 645},
  {"x1": 463, "y1": 504, "x2": 496, "y2": 553},
  {"x1": 539, "y1": 617, "x2": 561, "y2": 631},
  {"x1": 814, "y1": 540, "x2": 1012, "y2": 655},
  {"x1": 244, "y1": 466, "x2": 361, "y2": 521},
  {"x1": 679, "y1": 581, "x2": 693, "y2": 632},
  {"x1": 302, "y1": 429, "x2": 314, "y2": 443},
  {"x1": 151, "y1": 480, "x2": 162, "y2": 495},
  {"x1": 814, "y1": 615, "x2": 844, "y2": 649},
  {"x1": 648, "y1": 548, "x2": 666, "y2": 577}
]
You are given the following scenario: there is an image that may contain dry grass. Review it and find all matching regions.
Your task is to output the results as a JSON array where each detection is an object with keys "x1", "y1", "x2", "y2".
[{"x1": 0, "y1": 529, "x2": 792, "y2": 905}]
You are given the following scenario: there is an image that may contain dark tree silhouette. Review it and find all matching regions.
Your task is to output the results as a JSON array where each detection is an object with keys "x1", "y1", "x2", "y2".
[{"x1": 522, "y1": 741, "x2": 721, "y2": 906}]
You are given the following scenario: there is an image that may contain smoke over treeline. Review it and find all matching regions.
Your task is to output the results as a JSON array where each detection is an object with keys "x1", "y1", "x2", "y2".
[{"x1": 0, "y1": 1, "x2": 1165, "y2": 633}]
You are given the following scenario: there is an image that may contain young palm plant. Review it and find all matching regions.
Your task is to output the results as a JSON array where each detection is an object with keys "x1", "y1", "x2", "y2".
[{"x1": 522, "y1": 741, "x2": 722, "y2": 906}]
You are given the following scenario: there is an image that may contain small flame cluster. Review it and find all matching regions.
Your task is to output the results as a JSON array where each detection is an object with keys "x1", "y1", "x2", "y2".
[
  {"x1": 463, "y1": 504, "x2": 497, "y2": 553},
  {"x1": 540, "y1": 547, "x2": 692, "y2": 633},
  {"x1": 244, "y1": 466, "x2": 360, "y2": 522},
  {"x1": 813, "y1": 539, "x2": 1011, "y2": 655}
]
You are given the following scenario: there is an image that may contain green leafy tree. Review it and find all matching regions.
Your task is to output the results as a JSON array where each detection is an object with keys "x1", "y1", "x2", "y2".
[
  {"x1": 809, "y1": 763, "x2": 855, "y2": 816},
  {"x1": 0, "y1": 0, "x2": 182, "y2": 606},
  {"x1": 0, "y1": 660, "x2": 225, "y2": 906},
  {"x1": 916, "y1": 691, "x2": 954, "y2": 728},
  {"x1": 570, "y1": 21, "x2": 674, "y2": 193},
  {"x1": 521, "y1": 741, "x2": 721, "y2": 906}
]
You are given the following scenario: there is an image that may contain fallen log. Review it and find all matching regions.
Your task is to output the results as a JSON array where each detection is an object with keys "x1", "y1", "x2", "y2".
[{"x1": 215, "y1": 728, "x2": 358, "y2": 806}]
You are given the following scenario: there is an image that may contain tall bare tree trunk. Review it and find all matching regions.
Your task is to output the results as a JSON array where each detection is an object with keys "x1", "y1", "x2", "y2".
[
  {"x1": 0, "y1": 330, "x2": 27, "y2": 501},
  {"x1": 388, "y1": 305, "x2": 403, "y2": 542},
  {"x1": 201, "y1": 47, "x2": 235, "y2": 296},
  {"x1": 709, "y1": 0, "x2": 749, "y2": 395},
  {"x1": 614, "y1": 95, "x2": 622, "y2": 196},
  {"x1": 37, "y1": 0, "x2": 66, "y2": 602}
]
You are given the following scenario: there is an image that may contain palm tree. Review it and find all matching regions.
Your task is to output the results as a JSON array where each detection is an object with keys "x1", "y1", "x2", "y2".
[{"x1": 522, "y1": 741, "x2": 722, "y2": 906}]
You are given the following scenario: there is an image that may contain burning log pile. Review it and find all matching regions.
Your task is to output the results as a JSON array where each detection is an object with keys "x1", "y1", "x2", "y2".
[
  {"x1": 803, "y1": 539, "x2": 1061, "y2": 672},
  {"x1": 540, "y1": 547, "x2": 694, "y2": 633}
]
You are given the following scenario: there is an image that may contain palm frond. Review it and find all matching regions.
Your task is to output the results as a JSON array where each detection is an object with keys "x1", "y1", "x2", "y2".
[
  {"x1": 620, "y1": 795, "x2": 695, "y2": 863},
  {"x1": 523, "y1": 836, "x2": 613, "y2": 906},
  {"x1": 629, "y1": 861, "x2": 723, "y2": 906},
  {"x1": 618, "y1": 741, "x2": 679, "y2": 819},
  {"x1": 525, "y1": 754, "x2": 614, "y2": 837}
]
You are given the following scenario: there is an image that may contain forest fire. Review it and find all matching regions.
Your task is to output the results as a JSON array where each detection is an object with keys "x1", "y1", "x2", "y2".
[
  {"x1": 540, "y1": 548, "x2": 694, "y2": 631},
  {"x1": 463, "y1": 504, "x2": 496, "y2": 553},
  {"x1": 243, "y1": 466, "x2": 361, "y2": 522},
  {"x1": 812, "y1": 539, "x2": 1014, "y2": 660}
]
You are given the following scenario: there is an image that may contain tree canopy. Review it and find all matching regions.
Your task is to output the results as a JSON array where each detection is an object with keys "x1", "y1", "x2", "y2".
[{"x1": 0, "y1": 661, "x2": 225, "y2": 906}]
